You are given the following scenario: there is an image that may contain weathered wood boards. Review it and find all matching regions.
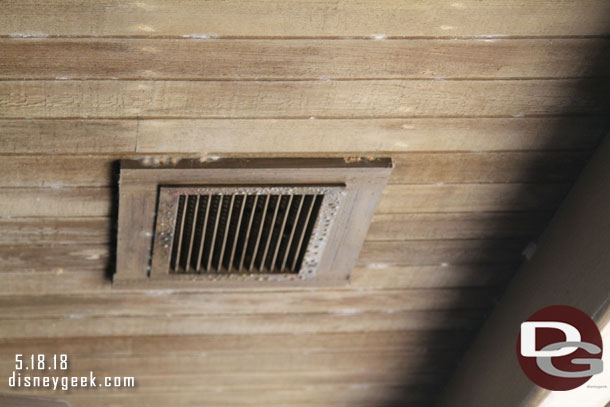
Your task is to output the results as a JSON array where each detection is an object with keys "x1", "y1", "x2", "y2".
[
  {"x1": 0, "y1": 117, "x2": 605, "y2": 153},
  {"x1": 0, "y1": 152, "x2": 590, "y2": 187},
  {"x1": 2, "y1": 0, "x2": 609, "y2": 37},
  {"x1": 1, "y1": 1, "x2": 609, "y2": 405},
  {"x1": 2, "y1": 80, "x2": 609, "y2": 118},
  {"x1": 1, "y1": 39, "x2": 608, "y2": 80},
  {"x1": 0, "y1": 183, "x2": 571, "y2": 217}
]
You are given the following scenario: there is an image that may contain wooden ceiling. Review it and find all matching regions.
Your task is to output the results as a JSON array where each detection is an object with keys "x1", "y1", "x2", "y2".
[{"x1": 1, "y1": 1, "x2": 609, "y2": 406}]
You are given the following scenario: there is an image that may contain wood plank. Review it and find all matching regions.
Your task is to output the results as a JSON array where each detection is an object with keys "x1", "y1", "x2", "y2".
[
  {"x1": 351, "y1": 265, "x2": 514, "y2": 289},
  {"x1": 0, "y1": 309, "x2": 486, "y2": 338},
  {"x1": 0, "y1": 118, "x2": 604, "y2": 154},
  {"x1": 0, "y1": 156, "x2": 118, "y2": 187},
  {"x1": 0, "y1": 120, "x2": 137, "y2": 153},
  {"x1": 0, "y1": 211, "x2": 552, "y2": 246},
  {"x1": 1, "y1": 39, "x2": 608, "y2": 80},
  {"x1": 368, "y1": 212, "x2": 552, "y2": 240},
  {"x1": 0, "y1": 289, "x2": 494, "y2": 319},
  {"x1": 0, "y1": 244, "x2": 108, "y2": 272},
  {"x1": 0, "y1": 395, "x2": 67, "y2": 407},
  {"x1": 0, "y1": 188, "x2": 112, "y2": 217},
  {"x1": 0, "y1": 270, "x2": 111, "y2": 296},
  {"x1": 0, "y1": 264, "x2": 513, "y2": 295},
  {"x1": 390, "y1": 152, "x2": 590, "y2": 184},
  {"x1": 0, "y1": 152, "x2": 590, "y2": 187},
  {"x1": 0, "y1": 217, "x2": 110, "y2": 245},
  {"x1": 378, "y1": 183, "x2": 571, "y2": 213},
  {"x1": 359, "y1": 239, "x2": 527, "y2": 266},
  {"x1": 1, "y1": 80, "x2": 608, "y2": 118},
  {"x1": 43, "y1": 386, "x2": 428, "y2": 407},
  {"x1": 2, "y1": 0, "x2": 609, "y2": 37},
  {"x1": 0, "y1": 183, "x2": 570, "y2": 217},
  {"x1": 0, "y1": 239, "x2": 524, "y2": 272},
  {"x1": 0, "y1": 351, "x2": 458, "y2": 378},
  {"x1": 0, "y1": 331, "x2": 472, "y2": 358}
]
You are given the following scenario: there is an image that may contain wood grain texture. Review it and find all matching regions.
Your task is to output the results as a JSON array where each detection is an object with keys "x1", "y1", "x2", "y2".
[
  {"x1": 378, "y1": 183, "x2": 571, "y2": 213},
  {"x1": 0, "y1": 239, "x2": 524, "y2": 272},
  {"x1": 1, "y1": 38, "x2": 608, "y2": 80},
  {"x1": 0, "y1": 289, "x2": 494, "y2": 318},
  {"x1": 0, "y1": 395, "x2": 67, "y2": 407},
  {"x1": 368, "y1": 212, "x2": 552, "y2": 240},
  {"x1": 0, "y1": 265, "x2": 514, "y2": 296},
  {"x1": 2, "y1": 80, "x2": 609, "y2": 118},
  {"x1": 0, "y1": 332, "x2": 475, "y2": 356},
  {"x1": 0, "y1": 188, "x2": 112, "y2": 217},
  {"x1": 0, "y1": 270, "x2": 111, "y2": 296},
  {"x1": 26, "y1": 386, "x2": 431, "y2": 407},
  {"x1": 0, "y1": 211, "x2": 551, "y2": 246},
  {"x1": 0, "y1": 152, "x2": 589, "y2": 187},
  {"x1": 0, "y1": 244, "x2": 108, "y2": 272},
  {"x1": 0, "y1": 310, "x2": 486, "y2": 338},
  {"x1": 0, "y1": 351, "x2": 457, "y2": 379},
  {"x1": 1, "y1": 117, "x2": 605, "y2": 153},
  {"x1": 2, "y1": 0, "x2": 609, "y2": 37},
  {"x1": 390, "y1": 152, "x2": 590, "y2": 184},
  {"x1": 351, "y1": 265, "x2": 514, "y2": 289},
  {"x1": 0, "y1": 1, "x2": 607, "y2": 406},
  {"x1": 359, "y1": 240, "x2": 526, "y2": 266},
  {"x1": 0, "y1": 184, "x2": 571, "y2": 217},
  {"x1": 0, "y1": 217, "x2": 110, "y2": 245}
]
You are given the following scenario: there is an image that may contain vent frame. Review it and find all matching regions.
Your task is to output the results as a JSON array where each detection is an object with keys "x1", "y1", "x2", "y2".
[
  {"x1": 151, "y1": 185, "x2": 345, "y2": 281},
  {"x1": 114, "y1": 157, "x2": 392, "y2": 289}
]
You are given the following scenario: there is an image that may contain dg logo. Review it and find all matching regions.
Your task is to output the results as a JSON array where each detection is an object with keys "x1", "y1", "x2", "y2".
[{"x1": 517, "y1": 305, "x2": 603, "y2": 391}]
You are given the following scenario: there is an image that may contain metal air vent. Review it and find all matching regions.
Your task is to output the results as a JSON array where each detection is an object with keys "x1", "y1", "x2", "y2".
[
  {"x1": 151, "y1": 186, "x2": 343, "y2": 280},
  {"x1": 114, "y1": 157, "x2": 392, "y2": 288}
]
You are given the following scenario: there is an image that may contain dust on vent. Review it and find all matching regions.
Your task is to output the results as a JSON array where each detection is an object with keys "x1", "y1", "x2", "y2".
[
  {"x1": 152, "y1": 186, "x2": 343, "y2": 278},
  {"x1": 114, "y1": 157, "x2": 392, "y2": 288}
]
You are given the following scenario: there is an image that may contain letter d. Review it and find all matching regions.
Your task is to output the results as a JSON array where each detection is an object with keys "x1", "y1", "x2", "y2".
[{"x1": 521, "y1": 321, "x2": 581, "y2": 357}]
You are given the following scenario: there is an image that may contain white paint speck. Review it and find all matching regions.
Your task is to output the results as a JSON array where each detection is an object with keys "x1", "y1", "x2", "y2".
[
  {"x1": 134, "y1": 24, "x2": 155, "y2": 32},
  {"x1": 371, "y1": 33, "x2": 387, "y2": 40},
  {"x1": 330, "y1": 309, "x2": 362, "y2": 315},
  {"x1": 182, "y1": 33, "x2": 219, "y2": 39},
  {"x1": 9, "y1": 31, "x2": 48, "y2": 38},
  {"x1": 368, "y1": 263, "x2": 389, "y2": 269}
]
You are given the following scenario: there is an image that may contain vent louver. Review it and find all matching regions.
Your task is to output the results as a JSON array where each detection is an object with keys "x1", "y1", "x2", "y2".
[{"x1": 151, "y1": 186, "x2": 343, "y2": 280}]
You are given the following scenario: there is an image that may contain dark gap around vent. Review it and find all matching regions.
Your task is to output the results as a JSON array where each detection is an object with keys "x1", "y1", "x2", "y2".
[{"x1": 169, "y1": 195, "x2": 186, "y2": 271}]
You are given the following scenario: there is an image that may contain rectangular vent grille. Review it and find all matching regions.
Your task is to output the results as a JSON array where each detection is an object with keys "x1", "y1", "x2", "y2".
[{"x1": 152, "y1": 186, "x2": 344, "y2": 278}]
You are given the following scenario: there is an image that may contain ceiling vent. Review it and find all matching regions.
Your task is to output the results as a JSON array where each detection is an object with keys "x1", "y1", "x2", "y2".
[{"x1": 114, "y1": 158, "x2": 392, "y2": 288}]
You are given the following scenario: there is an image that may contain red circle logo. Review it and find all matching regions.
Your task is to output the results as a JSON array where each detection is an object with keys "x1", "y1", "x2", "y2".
[{"x1": 516, "y1": 305, "x2": 603, "y2": 391}]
